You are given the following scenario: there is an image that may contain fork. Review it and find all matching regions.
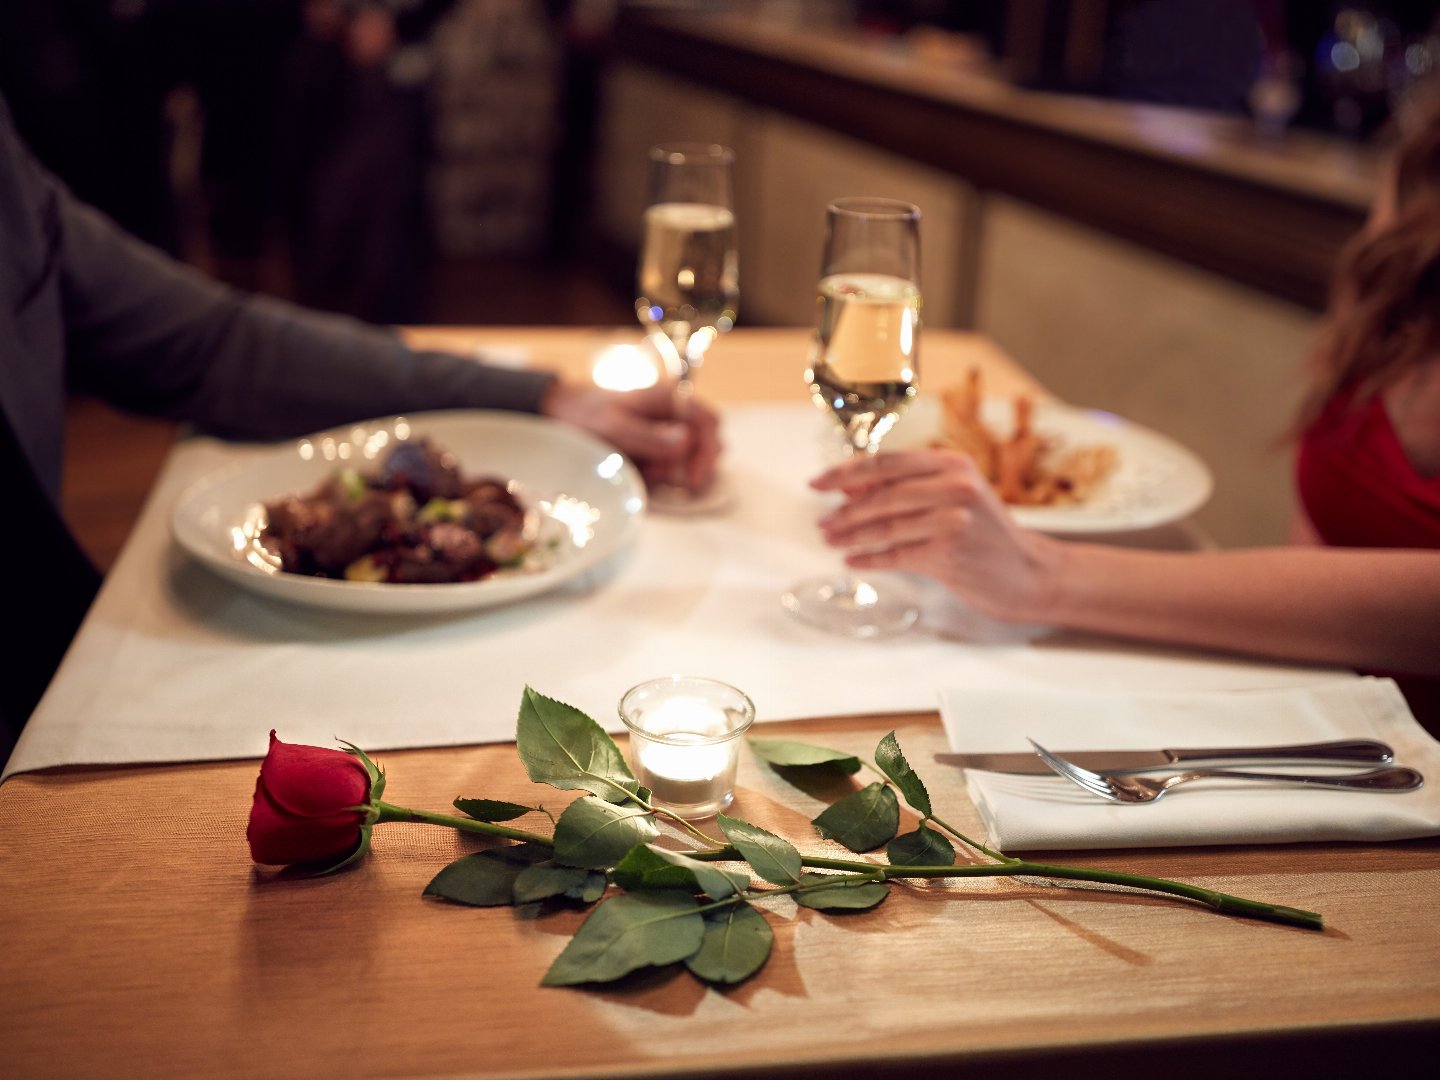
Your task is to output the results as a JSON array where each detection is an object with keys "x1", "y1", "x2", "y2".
[{"x1": 1027, "y1": 739, "x2": 1424, "y2": 804}]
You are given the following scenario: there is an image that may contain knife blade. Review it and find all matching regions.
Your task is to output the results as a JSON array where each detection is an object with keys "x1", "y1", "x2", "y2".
[{"x1": 933, "y1": 739, "x2": 1395, "y2": 774}]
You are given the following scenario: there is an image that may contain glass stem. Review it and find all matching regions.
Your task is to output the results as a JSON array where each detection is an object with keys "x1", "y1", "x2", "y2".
[{"x1": 665, "y1": 374, "x2": 696, "y2": 489}]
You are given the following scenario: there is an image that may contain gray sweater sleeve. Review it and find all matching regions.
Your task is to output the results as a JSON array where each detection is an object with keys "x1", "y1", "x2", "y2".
[{"x1": 58, "y1": 190, "x2": 555, "y2": 441}]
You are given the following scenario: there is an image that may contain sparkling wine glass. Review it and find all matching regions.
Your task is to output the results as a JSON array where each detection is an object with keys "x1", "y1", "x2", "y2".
[
  {"x1": 634, "y1": 143, "x2": 738, "y2": 505},
  {"x1": 781, "y1": 197, "x2": 922, "y2": 636}
]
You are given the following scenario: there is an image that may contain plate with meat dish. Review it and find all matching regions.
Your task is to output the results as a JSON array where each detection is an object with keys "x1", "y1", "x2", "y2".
[
  {"x1": 885, "y1": 372, "x2": 1213, "y2": 535},
  {"x1": 170, "y1": 411, "x2": 647, "y2": 614}
]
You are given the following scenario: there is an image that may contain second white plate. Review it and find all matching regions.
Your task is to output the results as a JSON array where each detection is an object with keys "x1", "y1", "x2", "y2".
[{"x1": 887, "y1": 395, "x2": 1213, "y2": 534}]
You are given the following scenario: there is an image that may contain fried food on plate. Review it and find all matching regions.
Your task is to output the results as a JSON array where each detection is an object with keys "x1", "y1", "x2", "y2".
[{"x1": 936, "y1": 368, "x2": 1117, "y2": 507}]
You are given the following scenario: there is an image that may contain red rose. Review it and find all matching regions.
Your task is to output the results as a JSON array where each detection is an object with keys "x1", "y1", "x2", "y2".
[{"x1": 247, "y1": 731, "x2": 374, "y2": 866}]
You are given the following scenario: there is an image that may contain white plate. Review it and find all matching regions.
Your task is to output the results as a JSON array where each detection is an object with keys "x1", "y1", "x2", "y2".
[
  {"x1": 170, "y1": 411, "x2": 647, "y2": 614},
  {"x1": 887, "y1": 395, "x2": 1213, "y2": 534}
]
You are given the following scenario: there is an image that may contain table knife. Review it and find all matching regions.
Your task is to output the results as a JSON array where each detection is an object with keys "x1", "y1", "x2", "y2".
[{"x1": 933, "y1": 739, "x2": 1395, "y2": 774}]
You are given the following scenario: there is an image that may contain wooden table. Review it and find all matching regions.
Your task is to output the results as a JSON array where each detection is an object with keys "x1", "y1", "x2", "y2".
[
  {"x1": 402, "y1": 324, "x2": 1038, "y2": 404},
  {"x1": 4, "y1": 329, "x2": 1437, "y2": 1078}
]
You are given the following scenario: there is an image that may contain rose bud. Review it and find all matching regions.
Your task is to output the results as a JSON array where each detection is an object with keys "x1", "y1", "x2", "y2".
[{"x1": 247, "y1": 731, "x2": 378, "y2": 868}]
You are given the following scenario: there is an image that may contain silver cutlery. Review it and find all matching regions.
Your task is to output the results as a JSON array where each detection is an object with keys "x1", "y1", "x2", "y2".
[
  {"x1": 1027, "y1": 739, "x2": 1424, "y2": 804},
  {"x1": 933, "y1": 738, "x2": 1394, "y2": 775}
]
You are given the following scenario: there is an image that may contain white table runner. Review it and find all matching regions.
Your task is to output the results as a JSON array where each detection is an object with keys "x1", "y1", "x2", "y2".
[{"x1": 6, "y1": 403, "x2": 1344, "y2": 777}]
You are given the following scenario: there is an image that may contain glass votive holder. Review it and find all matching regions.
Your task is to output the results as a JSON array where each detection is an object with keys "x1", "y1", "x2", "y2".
[{"x1": 618, "y1": 676, "x2": 756, "y2": 819}]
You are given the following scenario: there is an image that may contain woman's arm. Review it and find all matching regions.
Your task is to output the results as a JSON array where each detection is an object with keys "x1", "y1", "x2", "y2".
[
  {"x1": 1039, "y1": 542, "x2": 1440, "y2": 675},
  {"x1": 813, "y1": 449, "x2": 1440, "y2": 677}
]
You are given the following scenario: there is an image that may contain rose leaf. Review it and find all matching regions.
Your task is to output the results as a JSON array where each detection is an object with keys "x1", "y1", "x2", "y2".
[
  {"x1": 612, "y1": 843, "x2": 749, "y2": 899},
  {"x1": 513, "y1": 863, "x2": 597, "y2": 904},
  {"x1": 422, "y1": 844, "x2": 549, "y2": 907},
  {"x1": 887, "y1": 824, "x2": 956, "y2": 867},
  {"x1": 747, "y1": 738, "x2": 862, "y2": 775},
  {"x1": 453, "y1": 798, "x2": 541, "y2": 823},
  {"x1": 516, "y1": 686, "x2": 638, "y2": 803},
  {"x1": 685, "y1": 903, "x2": 773, "y2": 985},
  {"x1": 565, "y1": 870, "x2": 609, "y2": 904},
  {"x1": 541, "y1": 892, "x2": 704, "y2": 986},
  {"x1": 793, "y1": 873, "x2": 889, "y2": 912},
  {"x1": 874, "y1": 731, "x2": 932, "y2": 817},
  {"x1": 552, "y1": 796, "x2": 659, "y2": 869},
  {"x1": 717, "y1": 814, "x2": 803, "y2": 886},
  {"x1": 811, "y1": 782, "x2": 900, "y2": 853}
]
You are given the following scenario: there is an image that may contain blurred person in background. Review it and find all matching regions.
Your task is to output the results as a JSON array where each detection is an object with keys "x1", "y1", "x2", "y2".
[
  {"x1": 275, "y1": 0, "x2": 456, "y2": 323},
  {"x1": 811, "y1": 87, "x2": 1440, "y2": 731}
]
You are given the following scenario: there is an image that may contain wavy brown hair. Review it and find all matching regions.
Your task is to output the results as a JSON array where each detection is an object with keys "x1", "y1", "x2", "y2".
[{"x1": 1299, "y1": 92, "x2": 1440, "y2": 430}]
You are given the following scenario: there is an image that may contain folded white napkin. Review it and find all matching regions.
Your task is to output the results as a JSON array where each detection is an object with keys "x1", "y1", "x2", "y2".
[{"x1": 939, "y1": 678, "x2": 1440, "y2": 850}]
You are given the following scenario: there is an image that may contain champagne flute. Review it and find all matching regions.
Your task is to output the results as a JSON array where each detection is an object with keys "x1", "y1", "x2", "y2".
[
  {"x1": 781, "y1": 197, "x2": 922, "y2": 637},
  {"x1": 634, "y1": 143, "x2": 738, "y2": 505}
]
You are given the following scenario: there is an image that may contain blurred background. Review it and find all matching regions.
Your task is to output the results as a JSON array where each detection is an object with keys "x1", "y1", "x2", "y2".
[
  {"x1": 4, "y1": 1, "x2": 1435, "y2": 325},
  {"x1": 2, "y1": 0, "x2": 1437, "y2": 563}
]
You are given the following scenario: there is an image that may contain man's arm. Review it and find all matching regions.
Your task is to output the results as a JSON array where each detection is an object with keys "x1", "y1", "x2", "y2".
[{"x1": 58, "y1": 191, "x2": 555, "y2": 440}]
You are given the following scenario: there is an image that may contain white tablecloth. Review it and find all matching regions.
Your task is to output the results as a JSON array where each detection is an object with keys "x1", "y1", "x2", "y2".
[{"x1": 5, "y1": 404, "x2": 1345, "y2": 777}]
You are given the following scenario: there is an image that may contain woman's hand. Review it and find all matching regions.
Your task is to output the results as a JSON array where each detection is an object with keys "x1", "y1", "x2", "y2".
[
  {"x1": 811, "y1": 448, "x2": 1062, "y2": 622},
  {"x1": 540, "y1": 380, "x2": 722, "y2": 494}
]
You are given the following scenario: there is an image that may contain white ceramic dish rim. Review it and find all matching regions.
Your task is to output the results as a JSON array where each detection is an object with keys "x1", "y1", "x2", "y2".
[
  {"x1": 169, "y1": 411, "x2": 647, "y2": 614},
  {"x1": 888, "y1": 395, "x2": 1214, "y2": 535}
]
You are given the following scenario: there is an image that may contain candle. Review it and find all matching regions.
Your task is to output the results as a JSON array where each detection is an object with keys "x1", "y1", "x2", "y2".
[
  {"x1": 634, "y1": 699, "x2": 733, "y2": 807},
  {"x1": 638, "y1": 735, "x2": 731, "y2": 807},
  {"x1": 619, "y1": 677, "x2": 756, "y2": 819}
]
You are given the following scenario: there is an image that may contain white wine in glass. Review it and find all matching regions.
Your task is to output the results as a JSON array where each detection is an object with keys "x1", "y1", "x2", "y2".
[
  {"x1": 809, "y1": 271, "x2": 921, "y2": 452},
  {"x1": 635, "y1": 143, "x2": 738, "y2": 385},
  {"x1": 634, "y1": 143, "x2": 738, "y2": 508},
  {"x1": 782, "y1": 197, "x2": 922, "y2": 636}
]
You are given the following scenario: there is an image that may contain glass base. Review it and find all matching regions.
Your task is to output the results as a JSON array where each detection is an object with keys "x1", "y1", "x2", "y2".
[
  {"x1": 637, "y1": 787, "x2": 735, "y2": 821},
  {"x1": 779, "y1": 574, "x2": 920, "y2": 638},
  {"x1": 647, "y1": 472, "x2": 734, "y2": 515}
]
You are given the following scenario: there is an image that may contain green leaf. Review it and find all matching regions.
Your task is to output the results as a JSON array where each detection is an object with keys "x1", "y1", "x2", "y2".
[
  {"x1": 513, "y1": 863, "x2": 596, "y2": 904},
  {"x1": 612, "y1": 844, "x2": 749, "y2": 899},
  {"x1": 811, "y1": 782, "x2": 900, "y2": 852},
  {"x1": 423, "y1": 844, "x2": 549, "y2": 907},
  {"x1": 516, "y1": 686, "x2": 638, "y2": 803},
  {"x1": 887, "y1": 824, "x2": 955, "y2": 867},
  {"x1": 794, "y1": 873, "x2": 889, "y2": 912},
  {"x1": 338, "y1": 740, "x2": 386, "y2": 803},
  {"x1": 453, "y1": 798, "x2": 539, "y2": 823},
  {"x1": 717, "y1": 814, "x2": 802, "y2": 886},
  {"x1": 553, "y1": 796, "x2": 659, "y2": 869},
  {"x1": 685, "y1": 903, "x2": 773, "y2": 985},
  {"x1": 874, "y1": 731, "x2": 931, "y2": 817},
  {"x1": 566, "y1": 871, "x2": 609, "y2": 904},
  {"x1": 308, "y1": 829, "x2": 372, "y2": 876},
  {"x1": 748, "y1": 738, "x2": 861, "y2": 774},
  {"x1": 541, "y1": 891, "x2": 704, "y2": 986}
]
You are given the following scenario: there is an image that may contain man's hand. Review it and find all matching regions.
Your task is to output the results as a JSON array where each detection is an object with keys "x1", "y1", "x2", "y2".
[{"x1": 540, "y1": 380, "x2": 721, "y2": 494}]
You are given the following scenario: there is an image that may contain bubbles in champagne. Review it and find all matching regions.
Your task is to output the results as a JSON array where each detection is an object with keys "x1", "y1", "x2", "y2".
[
  {"x1": 807, "y1": 272, "x2": 921, "y2": 452},
  {"x1": 636, "y1": 203, "x2": 739, "y2": 368}
]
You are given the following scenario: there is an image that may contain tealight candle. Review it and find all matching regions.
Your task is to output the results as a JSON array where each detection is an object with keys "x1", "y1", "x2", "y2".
[{"x1": 619, "y1": 676, "x2": 756, "y2": 819}]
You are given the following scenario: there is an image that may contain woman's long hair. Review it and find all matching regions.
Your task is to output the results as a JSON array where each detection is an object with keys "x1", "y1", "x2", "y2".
[{"x1": 1299, "y1": 91, "x2": 1440, "y2": 429}]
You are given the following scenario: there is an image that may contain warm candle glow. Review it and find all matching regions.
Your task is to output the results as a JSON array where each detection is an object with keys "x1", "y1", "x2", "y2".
[
  {"x1": 619, "y1": 678, "x2": 755, "y2": 819},
  {"x1": 591, "y1": 344, "x2": 659, "y2": 391}
]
